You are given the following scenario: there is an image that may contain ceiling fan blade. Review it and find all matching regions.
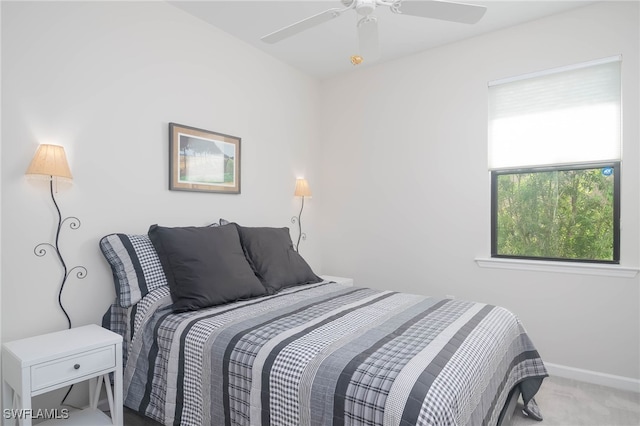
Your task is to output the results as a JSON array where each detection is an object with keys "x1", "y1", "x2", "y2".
[
  {"x1": 394, "y1": 0, "x2": 487, "y2": 24},
  {"x1": 358, "y1": 16, "x2": 380, "y2": 61},
  {"x1": 261, "y1": 8, "x2": 343, "y2": 44}
]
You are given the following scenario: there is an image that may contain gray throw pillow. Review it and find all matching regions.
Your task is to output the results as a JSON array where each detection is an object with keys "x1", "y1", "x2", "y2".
[
  {"x1": 148, "y1": 224, "x2": 266, "y2": 312},
  {"x1": 234, "y1": 224, "x2": 322, "y2": 293}
]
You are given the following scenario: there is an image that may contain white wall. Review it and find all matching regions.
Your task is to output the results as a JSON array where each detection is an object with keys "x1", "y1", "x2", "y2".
[
  {"x1": 318, "y1": 1, "x2": 640, "y2": 381},
  {"x1": 1, "y1": 1, "x2": 321, "y2": 340},
  {"x1": 0, "y1": 0, "x2": 3, "y2": 413}
]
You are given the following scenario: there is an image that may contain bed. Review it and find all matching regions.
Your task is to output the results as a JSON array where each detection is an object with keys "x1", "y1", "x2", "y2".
[{"x1": 100, "y1": 222, "x2": 547, "y2": 426}]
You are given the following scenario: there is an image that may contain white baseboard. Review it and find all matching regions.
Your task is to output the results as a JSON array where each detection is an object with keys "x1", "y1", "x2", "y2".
[{"x1": 545, "y1": 362, "x2": 640, "y2": 393}]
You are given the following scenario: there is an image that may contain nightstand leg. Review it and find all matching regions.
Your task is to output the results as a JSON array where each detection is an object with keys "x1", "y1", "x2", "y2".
[
  {"x1": 2, "y1": 384, "x2": 19, "y2": 426},
  {"x1": 88, "y1": 377, "x2": 98, "y2": 410},
  {"x1": 12, "y1": 392, "x2": 19, "y2": 423},
  {"x1": 113, "y1": 345, "x2": 123, "y2": 425},
  {"x1": 2, "y1": 381, "x2": 14, "y2": 425},
  {"x1": 112, "y1": 382, "x2": 122, "y2": 425},
  {"x1": 10, "y1": 391, "x2": 31, "y2": 426},
  {"x1": 102, "y1": 375, "x2": 114, "y2": 420},
  {"x1": 111, "y1": 345, "x2": 124, "y2": 426},
  {"x1": 90, "y1": 375, "x2": 103, "y2": 409}
]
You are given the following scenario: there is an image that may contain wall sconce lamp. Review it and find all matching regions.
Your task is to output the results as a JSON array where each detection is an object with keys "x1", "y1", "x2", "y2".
[
  {"x1": 291, "y1": 178, "x2": 311, "y2": 252},
  {"x1": 26, "y1": 144, "x2": 86, "y2": 329}
]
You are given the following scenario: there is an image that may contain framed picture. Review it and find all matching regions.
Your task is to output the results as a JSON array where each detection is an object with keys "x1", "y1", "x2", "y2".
[{"x1": 169, "y1": 123, "x2": 241, "y2": 194}]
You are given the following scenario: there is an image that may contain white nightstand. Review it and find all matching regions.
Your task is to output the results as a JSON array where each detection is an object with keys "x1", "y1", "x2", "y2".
[
  {"x1": 2, "y1": 324, "x2": 122, "y2": 426},
  {"x1": 321, "y1": 275, "x2": 354, "y2": 286}
]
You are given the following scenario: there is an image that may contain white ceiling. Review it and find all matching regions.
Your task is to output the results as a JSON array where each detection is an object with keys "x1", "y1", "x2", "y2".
[{"x1": 168, "y1": 0, "x2": 597, "y2": 80}]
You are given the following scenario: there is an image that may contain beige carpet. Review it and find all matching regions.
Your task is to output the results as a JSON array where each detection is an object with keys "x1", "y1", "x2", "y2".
[
  {"x1": 122, "y1": 375, "x2": 640, "y2": 425},
  {"x1": 512, "y1": 375, "x2": 640, "y2": 426}
]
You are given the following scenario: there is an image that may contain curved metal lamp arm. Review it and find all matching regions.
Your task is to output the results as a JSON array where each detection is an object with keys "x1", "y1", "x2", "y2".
[
  {"x1": 33, "y1": 178, "x2": 86, "y2": 329},
  {"x1": 291, "y1": 196, "x2": 307, "y2": 252}
]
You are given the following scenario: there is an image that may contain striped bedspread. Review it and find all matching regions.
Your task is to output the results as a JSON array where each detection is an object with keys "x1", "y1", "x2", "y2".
[{"x1": 106, "y1": 281, "x2": 547, "y2": 425}]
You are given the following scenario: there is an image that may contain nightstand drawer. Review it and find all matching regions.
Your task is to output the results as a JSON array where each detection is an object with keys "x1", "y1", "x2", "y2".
[{"x1": 31, "y1": 346, "x2": 115, "y2": 392}]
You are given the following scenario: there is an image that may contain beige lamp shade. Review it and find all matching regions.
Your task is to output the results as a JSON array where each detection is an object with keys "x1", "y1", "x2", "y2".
[
  {"x1": 294, "y1": 178, "x2": 311, "y2": 197},
  {"x1": 25, "y1": 144, "x2": 73, "y2": 179}
]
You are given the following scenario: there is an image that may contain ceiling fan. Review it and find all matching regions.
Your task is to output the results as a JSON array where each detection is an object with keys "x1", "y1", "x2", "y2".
[{"x1": 261, "y1": 0, "x2": 487, "y2": 62}]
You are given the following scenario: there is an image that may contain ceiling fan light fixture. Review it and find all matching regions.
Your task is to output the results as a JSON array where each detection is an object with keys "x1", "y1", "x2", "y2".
[
  {"x1": 350, "y1": 55, "x2": 364, "y2": 65},
  {"x1": 356, "y1": 0, "x2": 377, "y2": 16}
]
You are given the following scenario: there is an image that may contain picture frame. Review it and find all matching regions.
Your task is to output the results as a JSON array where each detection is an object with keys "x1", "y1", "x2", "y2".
[{"x1": 169, "y1": 123, "x2": 241, "y2": 194}]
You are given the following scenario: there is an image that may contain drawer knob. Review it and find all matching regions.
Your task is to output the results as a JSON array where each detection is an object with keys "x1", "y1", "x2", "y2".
[{"x1": 74, "y1": 364, "x2": 80, "y2": 370}]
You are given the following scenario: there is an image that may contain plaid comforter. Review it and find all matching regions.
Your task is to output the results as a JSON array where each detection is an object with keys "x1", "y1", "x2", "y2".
[{"x1": 104, "y1": 281, "x2": 547, "y2": 426}]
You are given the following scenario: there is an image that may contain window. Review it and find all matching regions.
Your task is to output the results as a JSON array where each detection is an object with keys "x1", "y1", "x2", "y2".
[
  {"x1": 488, "y1": 56, "x2": 621, "y2": 264},
  {"x1": 492, "y1": 163, "x2": 620, "y2": 263}
]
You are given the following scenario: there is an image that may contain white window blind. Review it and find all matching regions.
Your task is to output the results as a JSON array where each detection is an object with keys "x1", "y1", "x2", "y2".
[{"x1": 488, "y1": 56, "x2": 621, "y2": 170}]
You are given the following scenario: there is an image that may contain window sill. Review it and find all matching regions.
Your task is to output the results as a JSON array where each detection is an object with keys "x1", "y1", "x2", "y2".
[{"x1": 475, "y1": 257, "x2": 638, "y2": 278}]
